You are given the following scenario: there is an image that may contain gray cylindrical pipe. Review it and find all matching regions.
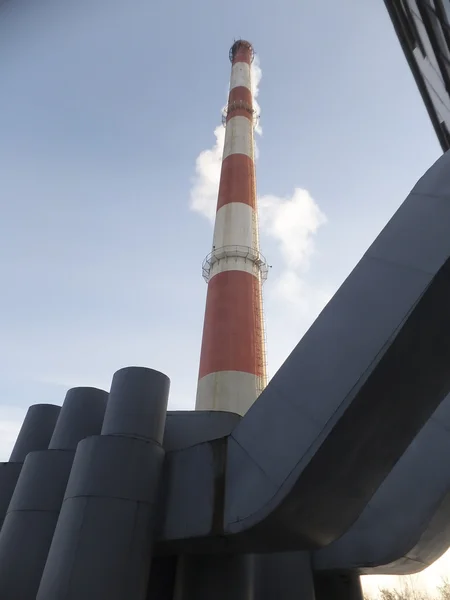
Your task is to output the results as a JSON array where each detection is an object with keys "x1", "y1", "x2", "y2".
[
  {"x1": 38, "y1": 435, "x2": 165, "y2": 600},
  {"x1": 0, "y1": 388, "x2": 108, "y2": 600},
  {"x1": 102, "y1": 366, "x2": 170, "y2": 441},
  {"x1": 9, "y1": 404, "x2": 61, "y2": 462},
  {"x1": 0, "y1": 451, "x2": 75, "y2": 600},
  {"x1": 49, "y1": 387, "x2": 108, "y2": 450},
  {"x1": 0, "y1": 404, "x2": 61, "y2": 530},
  {"x1": 174, "y1": 554, "x2": 255, "y2": 600},
  {"x1": 37, "y1": 367, "x2": 169, "y2": 600},
  {"x1": 314, "y1": 570, "x2": 363, "y2": 600},
  {"x1": 0, "y1": 463, "x2": 23, "y2": 528}
]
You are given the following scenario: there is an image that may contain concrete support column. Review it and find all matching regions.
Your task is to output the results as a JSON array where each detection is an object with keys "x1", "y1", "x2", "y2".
[
  {"x1": 0, "y1": 388, "x2": 108, "y2": 600},
  {"x1": 0, "y1": 404, "x2": 61, "y2": 530},
  {"x1": 37, "y1": 367, "x2": 170, "y2": 600},
  {"x1": 146, "y1": 556, "x2": 178, "y2": 600},
  {"x1": 174, "y1": 554, "x2": 255, "y2": 600},
  {"x1": 254, "y1": 552, "x2": 316, "y2": 600},
  {"x1": 314, "y1": 570, "x2": 363, "y2": 600}
]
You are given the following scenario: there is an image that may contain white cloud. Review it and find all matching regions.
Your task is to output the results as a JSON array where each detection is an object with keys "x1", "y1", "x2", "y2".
[
  {"x1": 259, "y1": 188, "x2": 327, "y2": 271},
  {"x1": 270, "y1": 270, "x2": 331, "y2": 315}
]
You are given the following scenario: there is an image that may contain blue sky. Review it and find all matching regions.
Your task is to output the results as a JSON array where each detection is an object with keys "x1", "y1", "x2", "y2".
[
  {"x1": 0, "y1": 0, "x2": 442, "y2": 436},
  {"x1": 0, "y1": 0, "x2": 448, "y2": 589},
  {"x1": 0, "y1": 1, "x2": 441, "y2": 432}
]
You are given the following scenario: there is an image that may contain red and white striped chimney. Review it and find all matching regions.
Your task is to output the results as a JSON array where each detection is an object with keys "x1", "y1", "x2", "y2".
[{"x1": 196, "y1": 40, "x2": 268, "y2": 416}]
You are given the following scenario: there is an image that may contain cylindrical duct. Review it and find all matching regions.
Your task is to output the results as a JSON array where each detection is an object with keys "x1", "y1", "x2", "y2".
[
  {"x1": 0, "y1": 404, "x2": 61, "y2": 531},
  {"x1": 0, "y1": 387, "x2": 108, "y2": 600},
  {"x1": 49, "y1": 387, "x2": 108, "y2": 450},
  {"x1": 37, "y1": 367, "x2": 169, "y2": 600},
  {"x1": 102, "y1": 366, "x2": 169, "y2": 441},
  {"x1": 9, "y1": 404, "x2": 61, "y2": 462}
]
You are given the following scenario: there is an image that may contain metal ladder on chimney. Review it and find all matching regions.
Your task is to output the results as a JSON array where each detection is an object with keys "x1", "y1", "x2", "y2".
[{"x1": 252, "y1": 198, "x2": 268, "y2": 397}]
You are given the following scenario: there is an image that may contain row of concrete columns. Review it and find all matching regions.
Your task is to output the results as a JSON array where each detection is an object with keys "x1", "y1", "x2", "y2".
[
  {"x1": 0, "y1": 367, "x2": 364, "y2": 600},
  {"x1": 0, "y1": 367, "x2": 169, "y2": 600},
  {"x1": 148, "y1": 552, "x2": 364, "y2": 600}
]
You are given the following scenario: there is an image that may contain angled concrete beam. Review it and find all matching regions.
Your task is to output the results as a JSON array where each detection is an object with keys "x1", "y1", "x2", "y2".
[
  {"x1": 313, "y1": 391, "x2": 450, "y2": 575},
  {"x1": 158, "y1": 150, "x2": 450, "y2": 552}
]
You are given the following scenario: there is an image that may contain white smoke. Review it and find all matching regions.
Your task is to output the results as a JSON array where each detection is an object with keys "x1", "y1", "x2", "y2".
[
  {"x1": 189, "y1": 57, "x2": 330, "y2": 347},
  {"x1": 258, "y1": 188, "x2": 330, "y2": 325},
  {"x1": 251, "y1": 56, "x2": 263, "y2": 136},
  {"x1": 259, "y1": 189, "x2": 327, "y2": 271},
  {"x1": 190, "y1": 126, "x2": 224, "y2": 223}
]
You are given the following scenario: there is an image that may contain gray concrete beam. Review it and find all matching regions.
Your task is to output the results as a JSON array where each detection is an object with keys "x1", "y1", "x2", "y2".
[
  {"x1": 313, "y1": 391, "x2": 450, "y2": 575},
  {"x1": 157, "y1": 151, "x2": 450, "y2": 551}
]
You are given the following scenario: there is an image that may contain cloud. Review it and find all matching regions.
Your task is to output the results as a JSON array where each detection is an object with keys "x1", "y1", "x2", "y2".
[
  {"x1": 270, "y1": 270, "x2": 331, "y2": 314},
  {"x1": 259, "y1": 188, "x2": 327, "y2": 271}
]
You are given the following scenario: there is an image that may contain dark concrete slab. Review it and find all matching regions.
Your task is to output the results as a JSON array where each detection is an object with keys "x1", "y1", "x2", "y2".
[{"x1": 163, "y1": 410, "x2": 240, "y2": 451}]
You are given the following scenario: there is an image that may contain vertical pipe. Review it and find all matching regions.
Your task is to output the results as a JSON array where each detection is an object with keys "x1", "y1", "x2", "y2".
[
  {"x1": 0, "y1": 404, "x2": 61, "y2": 530},
  {"x1": 9, "y1": 404, "x2": 61, "y2": 462},
  {"x1": 37, "y1": 367, "x2": 169, "y2": 600},
  {"x1": 0, "y1": 388, "x2": 108, "y2": 600}
]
